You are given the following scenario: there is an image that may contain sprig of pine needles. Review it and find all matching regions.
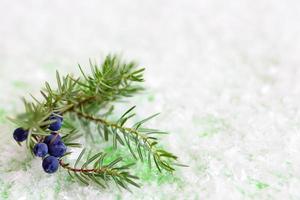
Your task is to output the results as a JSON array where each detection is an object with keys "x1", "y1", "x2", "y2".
[
  {"x1": 60, "y1": 148, "x2": 140, "y2": 190},
  {"x1": 72, "y1": 108, "x2": 178, "y2": 172},
  {"x1": 10, "y1": 55, "x2": 183, "y2": 190}
]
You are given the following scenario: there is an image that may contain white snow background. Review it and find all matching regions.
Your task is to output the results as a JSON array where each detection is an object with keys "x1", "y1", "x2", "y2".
[{"x1": 0, "y1": 0, "x2": 300, "y2": 199}]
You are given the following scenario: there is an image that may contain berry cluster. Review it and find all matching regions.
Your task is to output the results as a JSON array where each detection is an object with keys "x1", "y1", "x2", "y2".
[{"x1": 13, "y1": 114, "x2": 66, "y2": 174}]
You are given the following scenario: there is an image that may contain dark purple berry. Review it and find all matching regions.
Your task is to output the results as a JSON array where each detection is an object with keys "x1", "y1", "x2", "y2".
[
  {"x1": 50, "y1": 112, "x2": 63, "y2": 122},
  {"x1": 48, "y1": 141, "x2": 67, "y2": 157},
  {"x1": 42, "y1": 156, "x2": 59, "y2": 173},
  {"x1": 13, "y1": 128, "x2": 28, "y2": 142},
  {"x1": 33, "y1": 143, "x2": 48, "y2": 157},
  {"x1": 48, "y1": 116, "x2": 62, "y2": 131},
  {"x1": 44, "y1": 133, "x2": 61, "y2": 145}
]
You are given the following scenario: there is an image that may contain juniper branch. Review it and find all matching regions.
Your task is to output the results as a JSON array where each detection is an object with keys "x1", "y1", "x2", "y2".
[
  {"x1": 10, "y1": 55, "x2": 182, "y2": 190},
  {"x1": 71, "y1": 108, "x2": 178, "y2": 172},
  {"x1": 59, "y1": 149, "x2": 140, "y2": 189}
]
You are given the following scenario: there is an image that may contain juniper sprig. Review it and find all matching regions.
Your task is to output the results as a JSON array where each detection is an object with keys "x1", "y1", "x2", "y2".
[{"x1": 9, "y1": 55, "x2": 183, "y2": 190}]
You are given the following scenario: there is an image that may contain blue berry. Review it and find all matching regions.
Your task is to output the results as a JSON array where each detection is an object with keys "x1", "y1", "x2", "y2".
[
  {"x1": 44, "y1": 133, "x2": 61, "y2": 145},
  {"x1": 48, "y1": 116, "x2": 62, "y2": 131},
  {"x1": 50, "y1": 112, "x2": 63, "y2": 122},
  {"x1": 13, "y1": 128, "x2": 28, "y2": 142},
  {"x1": 33, "y1": 143, "x2": 48, "y2": 157},
  {"x1": 48, "y1": 141, "x2": 67, "y2": 157},
  {"x1": 42, "y1": 156, "x2": 59, "y2": 173}
]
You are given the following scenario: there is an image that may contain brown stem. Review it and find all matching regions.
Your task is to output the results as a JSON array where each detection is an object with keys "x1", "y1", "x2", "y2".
[
  {"x1": 72, "y1": 110, "x2": 150, "y2": 143},
  {"x1": 59, "y1": 160, "x2": 118, "y2": 176}
]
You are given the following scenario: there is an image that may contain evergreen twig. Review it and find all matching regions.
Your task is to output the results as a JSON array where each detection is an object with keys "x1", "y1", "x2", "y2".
[
  {"x1": 10, "y1": 55, "x2": 183, "y2": 190},
  {"x1": 59, "y1": 148, "x2": 140, "y2": 189}
]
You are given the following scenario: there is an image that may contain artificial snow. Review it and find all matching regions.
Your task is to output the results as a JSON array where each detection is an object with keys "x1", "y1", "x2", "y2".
[{"x1": 0, "y1": 0, "x2": 300, "y2": 199}]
